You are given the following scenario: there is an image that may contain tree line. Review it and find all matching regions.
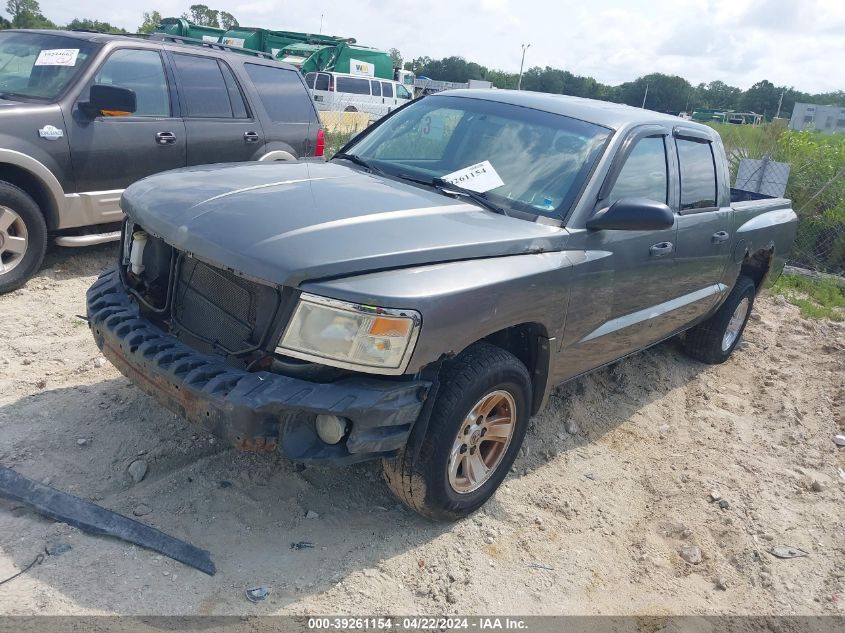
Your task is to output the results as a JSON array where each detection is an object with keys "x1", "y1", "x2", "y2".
[
  {"x1": 1, "y1": 1, "x2": 236, "y2": 35},
  {"x1": 2, "y1": 1, "x2": 842, "y2": 118},
  {"x1": 405, "y1": 57, "x2": 844, "y2": 119}
]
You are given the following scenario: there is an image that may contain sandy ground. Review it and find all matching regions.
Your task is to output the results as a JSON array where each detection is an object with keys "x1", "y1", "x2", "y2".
[{"x1": 0, "y1": 245, "x2": 843, "y2": 616}]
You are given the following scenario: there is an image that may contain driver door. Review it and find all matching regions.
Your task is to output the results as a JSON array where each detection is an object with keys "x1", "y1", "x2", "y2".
[{"x1": 556, "y1": 127, "x2": 684, "y2": 381}]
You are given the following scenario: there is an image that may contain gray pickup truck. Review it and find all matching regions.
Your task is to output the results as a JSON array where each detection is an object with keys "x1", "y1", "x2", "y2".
[
  {"x1": 0, "y1": 29, "x2": 322, "y2": 293},
  {"x1": 87, "y1": 90, "x2": 797, "y2": 520}
]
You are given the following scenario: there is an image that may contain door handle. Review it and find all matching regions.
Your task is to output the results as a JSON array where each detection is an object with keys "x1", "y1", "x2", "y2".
[
  {"x1": 649, "y1": 241, "x2": 674, "y2": 257},
  {"x1": 712, "y1": 230, "x2": 730, "y2": 244},
  {"x1": 243, "y1": 131, "x2": 260, "y2": 143},
  {"x1": 155, "y1": 131, "x2": 176, "y2": 145}
]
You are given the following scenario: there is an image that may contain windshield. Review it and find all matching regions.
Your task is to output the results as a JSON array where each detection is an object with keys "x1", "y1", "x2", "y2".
[
  {"x1": 343, "y1": 95, "x2": 611, "y2": 218},
  {"x1": 0, "y1": 32, "x2": 99, "y2": 101}
]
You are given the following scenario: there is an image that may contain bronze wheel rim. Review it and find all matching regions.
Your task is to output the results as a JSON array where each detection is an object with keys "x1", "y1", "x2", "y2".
[{"x1": 447, "y1": 389, "x2": 517, "y2": 494}]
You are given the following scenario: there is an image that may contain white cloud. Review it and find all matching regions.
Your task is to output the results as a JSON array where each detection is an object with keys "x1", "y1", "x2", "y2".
[{"x1": 30, "y1": 0, "x2": 845, "y2": 93}]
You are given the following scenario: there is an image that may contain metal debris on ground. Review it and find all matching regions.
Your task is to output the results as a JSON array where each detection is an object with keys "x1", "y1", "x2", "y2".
[
  {"x1": 290, "y1": 541, "x2": 315, "y2": 550},
  {"x1": 0, "y1": 553, "x2": 44, "y2": 587},
  {"x1": 245, "y1": 586, "x2": 271, "y2": 602},
  {"x1": 527, "y1": 562, "x2": 555, "y2": 571},
  {"x1": 769, "y1": 545, "x2": 809, "y2": 559}
]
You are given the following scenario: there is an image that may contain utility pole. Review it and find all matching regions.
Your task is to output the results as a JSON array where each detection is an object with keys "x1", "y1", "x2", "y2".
[
  {"x1": 319, "y1": 14, "x2": 324, "y2": 34},
  {"x1": 517, "y1": 43, "x2": 530, "y2": 90},
  {"x1": 641, "y1": 83, "x2": 649, "y2": 108},
  {"x1": 775, "y1": 88, "x2": 785, "y2": 119}
]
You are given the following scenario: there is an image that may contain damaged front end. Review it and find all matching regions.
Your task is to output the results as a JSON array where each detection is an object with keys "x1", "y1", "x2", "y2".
[{"x1": 87, "y1": 221, "x2": 430, "y2": 463}]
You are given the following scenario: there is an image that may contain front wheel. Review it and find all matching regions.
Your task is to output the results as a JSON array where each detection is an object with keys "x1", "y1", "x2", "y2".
[
  {"x1": 382, "y1": 342, "x2": 531, "y2": 521},
  {"x1": 0, "y1": 181, "x2": 47, "y2": 294},
  {"x1": 682, "y1": 275, "x2": 756, "y2": 364}
]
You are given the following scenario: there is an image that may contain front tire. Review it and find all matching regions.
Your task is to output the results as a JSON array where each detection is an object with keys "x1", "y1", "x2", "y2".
[
  {"x1": 382, "y1": 342, "x2": 531, "y2": 521},
  {"x1": 682, "y1": 275, "x2": 756, "y2": 364},
  {"x1": 0, "y1": 181, "x2": 47, "y2": 295}
]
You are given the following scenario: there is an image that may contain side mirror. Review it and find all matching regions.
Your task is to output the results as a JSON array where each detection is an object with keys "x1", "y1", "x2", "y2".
[
  {"x1": 80, "y1": 84, "x2": 137, "y2": 118},
  {"x1": 586, "y1": 198, "x2": 675, "y2": 231}
]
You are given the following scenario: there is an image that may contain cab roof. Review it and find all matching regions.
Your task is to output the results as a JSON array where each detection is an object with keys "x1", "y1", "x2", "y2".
[{"x1": 443, "y1": 89, "x2": 715, "y2": 134}]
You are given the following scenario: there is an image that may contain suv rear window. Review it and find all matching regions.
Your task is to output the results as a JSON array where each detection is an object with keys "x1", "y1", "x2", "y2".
[
  {"x1": 244, "y1": 63, "x2": 314, "y2": 123},
  {"x1": 172, "y1": 53, "x2": 237, "y2": 118},
  {"x1": 336, "y1": 77, "x2": 370, "y2": 95}
]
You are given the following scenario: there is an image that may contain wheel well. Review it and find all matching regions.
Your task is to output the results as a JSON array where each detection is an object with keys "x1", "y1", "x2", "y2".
[
  {"x1": 740, "y1": 248, "x2": 774, "y2": 292},
  {"x1": 0, "y1": 163, "x2": 59, "y2": 230},
  {"x1": 481, "y1": 322, "x2": 550, "y2": 415}
]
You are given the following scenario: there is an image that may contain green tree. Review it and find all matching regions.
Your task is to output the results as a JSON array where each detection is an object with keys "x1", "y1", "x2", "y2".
[
  {"x1": 219, "y1": 10, "x2": 237, "y2": 29},
  {"x1": 186, "y1": 4, "x2": 220, "y2": 27},
  {"x1": 5, "y1": 0, "x2": 54, "y2": 28},
  {"x1": 388, "y1": 47, "x2": 402, "y2": 69},
  {"x1": 137, "y1": 10, "x2": 162, "y2": 34},
  {"x1": 66, "y1": 17, "x2": 126, "y2": 33}
]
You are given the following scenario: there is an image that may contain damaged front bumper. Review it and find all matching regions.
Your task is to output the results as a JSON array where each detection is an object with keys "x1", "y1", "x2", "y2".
[{"x1": 86, "y1": 268, "x2": 430, "y2": 463}]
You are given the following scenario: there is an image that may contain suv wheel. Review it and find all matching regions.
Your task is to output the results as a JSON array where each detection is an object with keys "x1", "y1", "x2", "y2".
[
  {"x1": 382, "y1": 342, "x2": 531, "y2": 521},
  {"x1": 682, "y1": 275, "x2": 756, "y2": 364},
  {"x1": 0, "y1": 181, "x2": 47, "y2": 294}
]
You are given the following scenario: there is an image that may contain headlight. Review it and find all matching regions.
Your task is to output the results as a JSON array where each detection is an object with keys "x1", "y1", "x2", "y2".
[{"x1": 276, "y1": 293, "x2": 421, "y2": 374}]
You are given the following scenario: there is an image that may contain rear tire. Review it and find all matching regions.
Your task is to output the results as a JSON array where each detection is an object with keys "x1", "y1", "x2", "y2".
[
  {"x1": 382, "y1": 342, "x2": 531, "y2": 521},
  {"x1": 0, "y1": 181, "x2": 47, "y2": 295},
  {"x1": 682, "y1": 275, "x2": 756, "y2": 364}
]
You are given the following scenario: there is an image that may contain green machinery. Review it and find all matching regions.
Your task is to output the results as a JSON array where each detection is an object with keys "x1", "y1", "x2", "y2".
[{"x1": 154, "y1": 19, "x2": 396, "y2": 80}]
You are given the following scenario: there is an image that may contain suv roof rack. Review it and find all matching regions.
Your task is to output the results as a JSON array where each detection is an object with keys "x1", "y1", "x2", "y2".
[{"x1": 128, "y1": 32, "x2": 275, "y2": 59}]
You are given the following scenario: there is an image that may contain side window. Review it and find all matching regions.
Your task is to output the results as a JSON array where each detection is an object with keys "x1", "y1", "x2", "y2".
[
  {"x1": 677, "y1": 138, "x2": 717, "y2": 210},
  {"x1": 396, "y1": 84, "x2": 411, "y2": 100},
  {"x1": 90, "y1": 49, "x2": 169, "y2": 117},
  {"x1": 382, "y1": 82, "x2": 394, "y2": 98},
  {"x1": 304, "y1": 72, "x2": 316, "y2": 89},
  {"x1": 172, "y1": 54, "x2": 234, "y2": 118},
  {"x1": 370, "y1": 80, "x2": 382, "y2": 96},
  {"x1": 314, "y1": 73, "x2": 330, "y2": 91},
  {"x1": 219, "y1": 62, "x2": 249, "y2": 119},
  {"x1": 606, "y1": 136, "x2": 668, "y2": 206},
  {"x1": 335, "y1": 77, "x2": 370, "y2": 95},
  {"x1": 243, "y1": 63, "x2": 315, "y2": 123}
]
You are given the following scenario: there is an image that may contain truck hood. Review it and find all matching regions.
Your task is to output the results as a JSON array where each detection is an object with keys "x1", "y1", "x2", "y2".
[{"x1": 122, "y1": 161, "x2": 569, "y2": 287}]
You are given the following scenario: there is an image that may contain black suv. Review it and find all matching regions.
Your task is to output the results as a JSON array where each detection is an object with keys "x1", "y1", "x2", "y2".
[{"x1": 0, "y1": 29, "x2": 325, "y2": 293}]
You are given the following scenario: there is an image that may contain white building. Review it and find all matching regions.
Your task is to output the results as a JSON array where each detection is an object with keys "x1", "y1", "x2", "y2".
[{"x1": 789, "y1": 102, "x2": 845, "y2": 134}]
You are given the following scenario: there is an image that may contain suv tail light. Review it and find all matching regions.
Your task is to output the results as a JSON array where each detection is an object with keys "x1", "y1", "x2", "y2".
[{"x1": 315, "y1": 128, "x2": 325, "y2": 157}]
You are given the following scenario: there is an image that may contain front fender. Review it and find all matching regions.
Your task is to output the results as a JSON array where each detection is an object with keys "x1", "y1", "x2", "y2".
[{"x1": 300, "y1": 252, "x2": 574, "y2": 374}]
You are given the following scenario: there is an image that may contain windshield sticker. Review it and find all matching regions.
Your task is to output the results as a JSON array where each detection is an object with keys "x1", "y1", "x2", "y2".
[
  {"x1": 34, "y1": 49, "x2": 80, "y2": 67},
  {"x1": 441, "y1": 160, "x2": 505, "y2": 193}
]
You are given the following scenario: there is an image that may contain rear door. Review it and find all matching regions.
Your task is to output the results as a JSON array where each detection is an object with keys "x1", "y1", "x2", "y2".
[
  {"x1": 306, "y1": 72, "x2": 331, "y2": 111},
  {"x1": 242, "y1": 63, "x2": 316, "y2": 158},
  {"x1": 169, "y1": 52, "x2": 265, "y2": 166},
  {"x1": 671, "y1": 128, "x2": 733, "y2": 321},
  {"x1": 68, "y1": 47, "x2": 186, "y2": 193},
  {"x1": 381, "y1": 81, "x2": 396, "y2": 113}
]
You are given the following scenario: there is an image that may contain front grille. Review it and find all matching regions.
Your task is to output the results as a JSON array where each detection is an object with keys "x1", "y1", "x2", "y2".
[{"x1": 173, "y1": 257, "x2": 278, "y2": 355}]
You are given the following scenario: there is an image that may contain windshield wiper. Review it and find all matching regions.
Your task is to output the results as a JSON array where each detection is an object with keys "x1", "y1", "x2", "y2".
[
  {"x1": 333, "y1": 152, "x2": 384, "y2": 175},
  {"x1": 396, "y1": 173, "x2": 509, "y2": 217}
]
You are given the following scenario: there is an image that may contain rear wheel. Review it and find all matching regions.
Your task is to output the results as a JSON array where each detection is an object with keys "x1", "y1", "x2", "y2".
[
  {"x1": 382, "y1": 342, "x2": 531, "y2": 521},
  {"x1": 0, "y1": 181, "x2": 47, "y2": 295},
  {"x1": 682, "y1": 275, "x2": 756, "y2": 364}
]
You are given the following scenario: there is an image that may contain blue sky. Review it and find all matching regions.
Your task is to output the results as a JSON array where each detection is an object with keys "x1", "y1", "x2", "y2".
[{"x1": 31, "y1": 0, "x2": 845, "y2": 93}]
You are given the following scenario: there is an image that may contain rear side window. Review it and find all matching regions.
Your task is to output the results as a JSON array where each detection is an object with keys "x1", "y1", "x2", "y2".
[
  {"x1": 172, "y1": 54, "x2": 234, "y2": 118},
  {"x1": 336, "y1": 77, "x2": 370, "y2": 95},
  {"x1": 304, "y1": 72, "x2": 316, "y2": 88},
  {"x1": 314, "y1": 73, "x2": 330, "y2": 91},
  {"x1": 381, "y1": 82, "x2": 394, "y2": 98},
  {"x1": 244, "y1": 63, "x2": 315, "y2": 123},
  {"x1": 607, "y1": 136, "x2": 667, "y2": 205},
  {"x1": 92, "y1": 49, "x2": 169, "y2": 117},
  {"x1": 677, "y1": 138, "x2": 718, "y2": 210},
  {"x1": 370, "y1": 80, "x2": 381, "y2": 96}
]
